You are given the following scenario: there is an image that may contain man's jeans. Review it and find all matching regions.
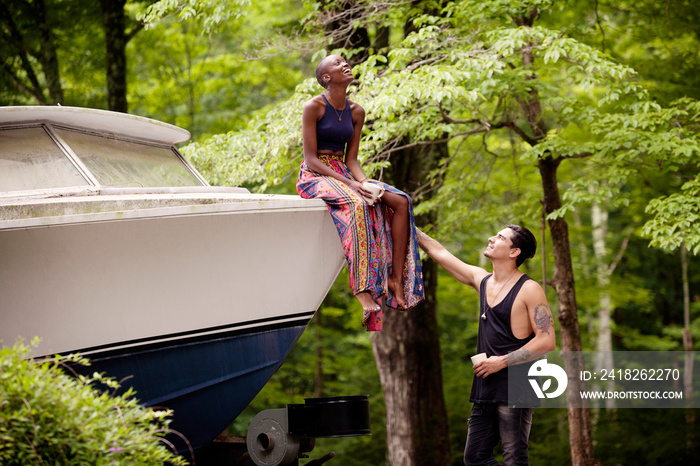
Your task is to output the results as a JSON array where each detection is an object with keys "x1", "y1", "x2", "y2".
[{"x1": 463, "y1": 403, "x2": 533, "y2": 465}]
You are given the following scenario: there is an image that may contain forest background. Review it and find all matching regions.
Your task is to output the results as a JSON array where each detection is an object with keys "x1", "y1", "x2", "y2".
[{"x1": 2, "y1": 0, "x2": 699, "y2": 465}]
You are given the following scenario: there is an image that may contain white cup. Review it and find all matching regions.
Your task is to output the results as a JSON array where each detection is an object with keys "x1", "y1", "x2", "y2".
[
  {"x1": 471, "y1": 353, "x2": 487, "y2": 366},
  {"x1": 361, "y1": 181, "x2": 385, "y2": 206}
]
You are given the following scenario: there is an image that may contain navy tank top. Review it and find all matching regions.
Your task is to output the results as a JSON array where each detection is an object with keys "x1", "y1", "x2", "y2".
[
  {"x1": 316, "y1": 94, "x2": 354, "y2": 152},
  {"x1": 469, "y1": 273, "x2": 539, "y2": 406}
]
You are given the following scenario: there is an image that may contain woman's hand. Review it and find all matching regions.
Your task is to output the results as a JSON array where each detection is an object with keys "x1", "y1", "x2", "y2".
[{"x1": 349, "y1": 179, "x2": 371, "y2": 197}]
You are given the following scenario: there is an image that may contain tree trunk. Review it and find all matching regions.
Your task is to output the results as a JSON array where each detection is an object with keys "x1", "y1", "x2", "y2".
[
  {"x1": 680, "y1": 243, "x2": 695, "y2": 450},
  {"x1": 591, "y1": 201, "x2": 615, "y2": 408},
  {"x1": 681, "y1": 244, "x2": 693, "y2": 400},
  {"x1": 514, "y1": 8, "x2": 596, "y2": 460},
  {"x1": 371, "y1": 141, "x2": 450, "y2": 465},
  {"x1": 371, "y1": 259, "x2": 449, "y2": 465},
  {"x1": 539, "y1": 155, "x2": 596, "y2": 466},
  {"x1": 0, "y1": 0, "x2": 47, "y2": 103},
  {"x1": 100, "y1": 0, "x2": 128, "y2": 112},
  {"x1": 33, "y1": 0, "x2": 63, "y2": 104}
]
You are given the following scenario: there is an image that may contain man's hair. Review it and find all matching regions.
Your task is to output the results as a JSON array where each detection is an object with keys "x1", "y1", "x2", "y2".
[
  {"x1": 315, "y1": 58, "x2": 329, "y2": 89},
  {"x1": 506, "y1": 224, "x2": 536, "y2": 267}
]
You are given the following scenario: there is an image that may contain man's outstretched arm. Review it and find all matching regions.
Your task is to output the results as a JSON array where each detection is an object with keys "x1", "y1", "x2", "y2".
[{"x1": 416, "y1": 228, "x2": 487, "y2": 290}]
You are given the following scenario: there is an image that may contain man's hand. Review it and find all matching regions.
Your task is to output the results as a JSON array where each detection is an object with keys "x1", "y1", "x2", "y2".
[
  {"x1": 473, "y1": 355, "x2": 508, "y2": 378},
  {"x1": 415, "y1": 228, "x2": 487, "y2": 290}
]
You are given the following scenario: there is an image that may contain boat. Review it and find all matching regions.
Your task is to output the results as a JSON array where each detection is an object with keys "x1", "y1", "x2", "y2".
[{"x1": 0, "y1": 106, "x2": 345, "y2": 454}]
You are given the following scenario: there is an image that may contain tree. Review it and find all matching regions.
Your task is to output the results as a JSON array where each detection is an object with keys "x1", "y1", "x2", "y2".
[
  {"x1": 132, "y1": 0, "x2": 306, "y2": 138},
  {"x1": 1, "y1": 0, "x2": 150, "y2": 110},
  {"x1": 0, "y1": 0, "x2": 64, "y2": 104},
  {"x1": 100, "y1": 0, "x2": 148, "y2": 112}
]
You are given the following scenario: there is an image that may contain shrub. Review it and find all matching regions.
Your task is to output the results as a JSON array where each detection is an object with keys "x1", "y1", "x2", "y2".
[{"x1": 0, "y1": 339, "x2": 188, "y2": 465}]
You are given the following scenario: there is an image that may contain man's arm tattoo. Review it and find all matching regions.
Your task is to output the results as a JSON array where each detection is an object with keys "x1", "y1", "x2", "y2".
[
  {"x1": 507, "y1": 348, "x2": 531, "y2": 366},
  {"x1": 534, "y1": 302, "x2": 553, "y2": 335},
  {"x1": 416, "y1": 229, "x2": 434, "y2": 252}
]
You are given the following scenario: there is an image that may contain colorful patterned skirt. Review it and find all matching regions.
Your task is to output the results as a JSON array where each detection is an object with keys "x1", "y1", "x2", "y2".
[{"x1": 296, "y1": 153, "x2": 424, "y2": 331}]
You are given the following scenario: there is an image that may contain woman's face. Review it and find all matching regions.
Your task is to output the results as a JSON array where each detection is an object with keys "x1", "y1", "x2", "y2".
[{"x1": 322, "y1": 55, "x2": 354, "y2": 87}]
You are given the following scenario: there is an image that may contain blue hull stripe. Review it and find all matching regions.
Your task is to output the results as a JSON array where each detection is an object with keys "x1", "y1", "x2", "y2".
[
  {"x1": 62, "y1": 311, "x2": 315, "y2": 358},
  {"x1": 144, "y1": 358, "x2": 281, "y2": 406}
]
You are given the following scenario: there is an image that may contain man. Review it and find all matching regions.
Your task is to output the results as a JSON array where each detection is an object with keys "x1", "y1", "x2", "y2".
[{"x1": 416, "y1": 225, "x2": 556, "y2": 466}]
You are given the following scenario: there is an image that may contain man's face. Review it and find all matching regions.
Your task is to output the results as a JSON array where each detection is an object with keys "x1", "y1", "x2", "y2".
[{"x1": 484, "y1": 228, "x2": 517, "y2": 260}]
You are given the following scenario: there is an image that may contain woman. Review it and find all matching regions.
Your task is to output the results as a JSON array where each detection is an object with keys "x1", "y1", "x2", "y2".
[{"x1": 296, "y1": 54, "x2": 424, "y2": 331}]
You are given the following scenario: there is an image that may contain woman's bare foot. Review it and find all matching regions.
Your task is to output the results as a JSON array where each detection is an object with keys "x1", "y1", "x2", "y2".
[
  {"x1": 388, "y1": 275, "x2": 407, "y2": 309},
  {"x1": 356, "y1": 291, "x2": 381, "y2": 312}
]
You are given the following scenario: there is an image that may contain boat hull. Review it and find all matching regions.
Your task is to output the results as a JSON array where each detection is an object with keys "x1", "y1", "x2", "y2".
[
  {"x1": 0, "y1": 194, "x2": 344, "y2": 451},
  {"x1": 71, "y1": 318, "x2": 310, "y2": 452}
]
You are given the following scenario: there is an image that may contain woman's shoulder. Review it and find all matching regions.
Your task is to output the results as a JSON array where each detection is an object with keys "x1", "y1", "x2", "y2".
[
  {"x1": 303, "y1": 95, "x2": 327, "y2": 117},
  {"x1": 347, "y1": 97, "x2": 362, "y2": 109},
  {"x1": 304, "y1": 94, "x2": 327, "y2": 106},
  {"x1": 348, "y1": 99, "x2": 365, "y2": 118}
]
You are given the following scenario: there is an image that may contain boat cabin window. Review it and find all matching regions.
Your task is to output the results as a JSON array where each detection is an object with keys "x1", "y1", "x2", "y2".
[
  {"x1": 54, "y1": 128, "x2": 203, "y2": 188},
  {"x1": 0, "y1": 127, "x2": 88, "y2": 192}
]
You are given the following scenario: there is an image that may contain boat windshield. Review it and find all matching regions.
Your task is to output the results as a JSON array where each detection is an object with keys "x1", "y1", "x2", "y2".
[
  {"x1": 54, "y1": 128, "x2": 202, "y2": 188},
  {"x1": 0, "y1": 125, "x2": 203, "y2": 193},
  {"x1": 0, "y1": 126, "x2": 87, "y2": 192}
]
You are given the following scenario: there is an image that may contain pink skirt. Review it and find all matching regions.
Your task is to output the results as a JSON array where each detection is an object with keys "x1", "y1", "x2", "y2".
[{"x1": 296, "y1": 154, "x2": 424, "y2": 331}]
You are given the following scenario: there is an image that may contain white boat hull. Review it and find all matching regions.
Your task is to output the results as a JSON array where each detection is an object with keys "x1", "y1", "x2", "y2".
[
  {"x1": 1, "y1": 193, "x2": 343, "y2": 359},
  {"x1": 0, "y1": 192, "x2": 345, "y2": 451}
]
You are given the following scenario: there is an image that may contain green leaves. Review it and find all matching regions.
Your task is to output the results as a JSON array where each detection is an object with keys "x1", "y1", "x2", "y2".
[
  {"x1": 642, "y1": 177, "x2": 700, "y2": 254},
  {"x1": 0, "y1": 340, "x2": 186, "y2": 466},
  {"x1": 140, "y1": 0, "x2": 251, "y2": 32},
  {"x1": 182, "y1": 80, "x2": 314, "y2": 190},
  {"x1": 460, "y1": 0, "x2": 555, "y2": 23}
]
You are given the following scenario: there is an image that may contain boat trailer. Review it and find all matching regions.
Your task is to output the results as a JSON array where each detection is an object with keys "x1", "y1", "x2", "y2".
[{"x1": 201, "y1": 395, "x2": 370, "y2": 466}]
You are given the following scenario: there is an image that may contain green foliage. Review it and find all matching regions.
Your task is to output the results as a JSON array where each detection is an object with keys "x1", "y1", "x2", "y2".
[
  {"x1": 544, "y1": 0, "x2": 700, "y2": 104},
  {"x1": 130, "y1": 0, "x2": 308, "y2": 141},
  {"x1": 462, "y1": 0, "x2": 555, "y2": 20},
  {"x1": 592, "y1": 409, "x2": 700, "y2": 465},
  {"x1": 643, "y1": 177, "x2": 700, "y2": 254},
  {"x1": 182, "y1": 80, "x2": 315, "y2": 189},
  {"x1": 176, "y1": 0, "x2": 697, "y2": 249},
  {"x1": 0, "y1": 340, "x2": 187, "y2": 466},
  {"x1": 0, "y1": 0, "x2": 107, "y2": 106},
  {"x1": 140, "y1": 0, "x2": 250, "y2": 32}
]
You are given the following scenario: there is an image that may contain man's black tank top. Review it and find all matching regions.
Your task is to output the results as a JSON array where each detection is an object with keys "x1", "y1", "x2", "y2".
[
  {"x1": 316, "y1": 94, "x2": 354, "y2": 152},
  {"x1": 469, "y1": 273, "x2": 539, "y2": 405}
]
